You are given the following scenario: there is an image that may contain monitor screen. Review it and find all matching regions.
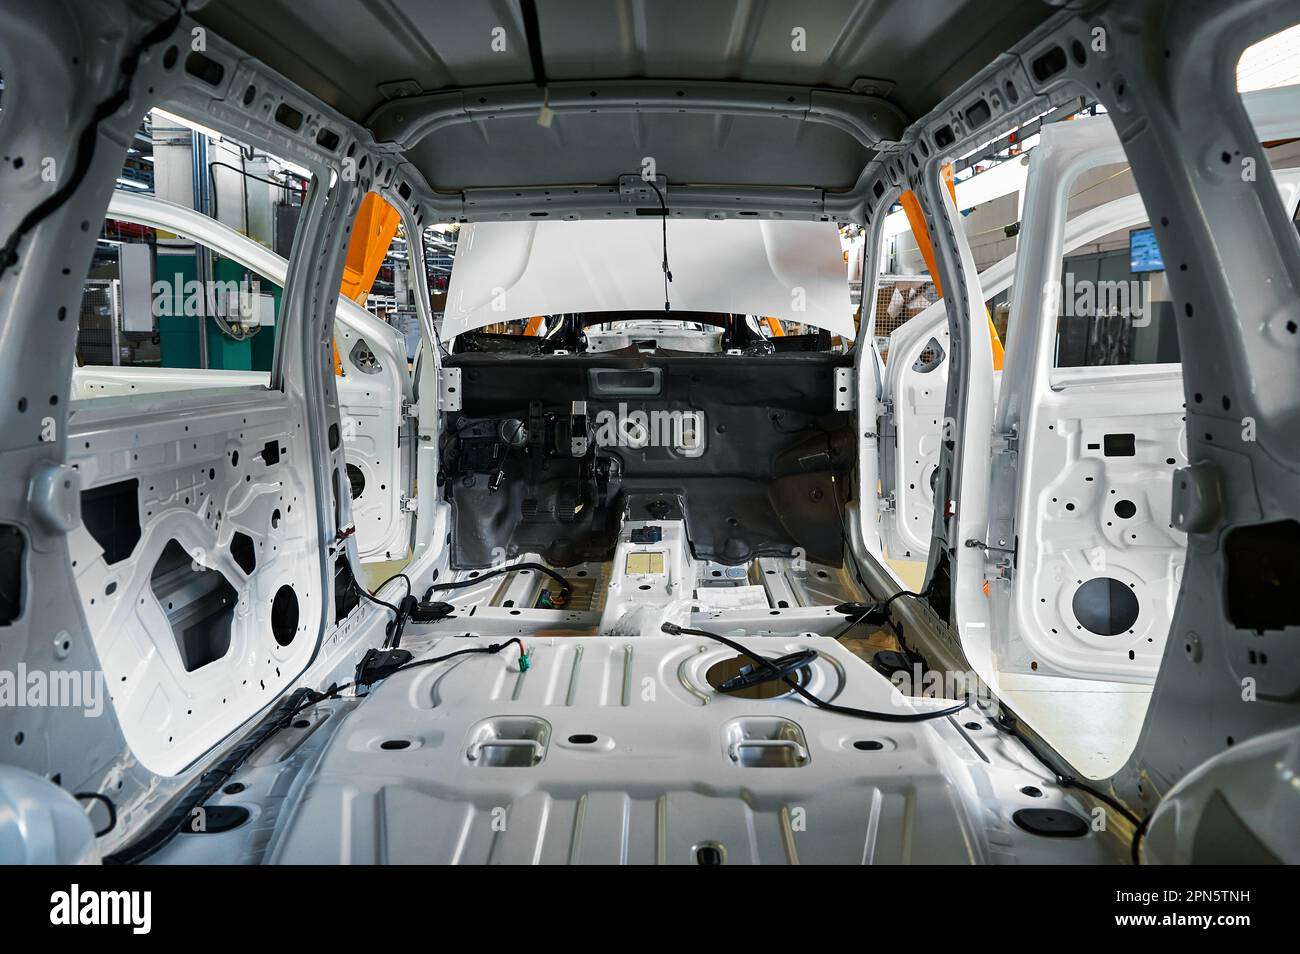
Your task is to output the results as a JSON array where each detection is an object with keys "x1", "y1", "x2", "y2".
[{"x1": 1130, "y1": 227, "x2": 1165, "y2": 273}]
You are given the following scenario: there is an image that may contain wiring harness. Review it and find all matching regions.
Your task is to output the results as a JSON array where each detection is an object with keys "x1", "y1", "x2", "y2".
[{"x1": 660, "y1": 622, "x2": 967, "y2": 723}]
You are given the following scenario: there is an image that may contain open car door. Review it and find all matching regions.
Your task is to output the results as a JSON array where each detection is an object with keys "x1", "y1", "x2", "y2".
[
  {"x1": 877, "y1": 181, "x2": 1259, "y2": 565},
  {"x1": 965, "y1": 98, "x2": 1300, "y2": 685},
  {"x1": 878, "y1": 302, "x2": 956, "y2": 562},
  {"x1": 89, "y1": 192, "x2": 415, "y2": 563},
  {"x1": 333, "y1": 310, "x2": 414, "y2": 564}
]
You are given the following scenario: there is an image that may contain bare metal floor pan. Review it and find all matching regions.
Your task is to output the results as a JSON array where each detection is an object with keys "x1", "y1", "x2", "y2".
[{"x1": 222, "y1": 635, "x2": 1126, "y2": 865}]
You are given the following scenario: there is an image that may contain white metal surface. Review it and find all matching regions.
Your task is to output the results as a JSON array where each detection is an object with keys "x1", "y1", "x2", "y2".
[
  {"x1": 87, "y1": 193, "x2": 414, "y2": 563},
  {"x1": 444, "y1": 218, "x2": 856, "y2": 340},
  {"x1": 597, "y1": 520, "x2": 697, "y2": 637},
  {"x1": 881, "y1": 166, "x2": 1300, "y2": 567},
  {"x1": 66, "y1": 389, "x2": 324, "y2": 776},
  {"x1": 0, "y1": 767, "x2": 100, "y2": 864},
  {"x1": 943, "y1": 109, "x2": 1300, "y2": 689},
  {"x1": 1144, "y1": 723, "x2": 1300, "y2": 864},
  {"x1": 263, "y1": 634, "x2": 1119, "y2": 864}
]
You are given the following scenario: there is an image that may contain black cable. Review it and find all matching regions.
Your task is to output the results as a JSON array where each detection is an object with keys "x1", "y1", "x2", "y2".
[
  {"x1": 829, "y1": 604, "x2": 880, "y2": 640},
  {"x1": 518, "y1": 0, "x2": 548, "y2": 89},
  {"x1": 987, "y1": 706, "x2": 1149, "y2": 863},
  {"x1": 208, "y1": 160, "x2": 296, "y2": 211},
  {"x1": 426, "y1": 562, "x2": 569, "y2": 600},
  {"x1": 345, "y1": 572, "x2": 413, "y2": 647},
  {"x1": 383, "y1": 638, "x2": 525, "y2": 680},
  {"x1": 830, "y1": 585, "x2": 932, "y2": 639},
  {"x1": 349, "y1": 576, "x2": 401, "y2": 621},
  {"x1": 74, "y1": 792, "x2": 118, "y2": 838},
  {"x1": 645, "y1": 179, "x2": 673, "y2": 311},
  {"x1": 821, "y1": 464, "x2": 1151, "y2": 856},
  {"x1": 374, "y1": 572, "x2": 413, "y2": 603},
  {"x1": 103, "y1": 686, "x2": 317, "y2": 865},
  {"x1": 1130, "y1": 812, "x2": 1152, "y2": 865},
  {"x1": 663, "y1": 622, "x2": 967, "y2": 723},
  {"x1": 0, "y1": 4, "x2": 186, "y2": 280},
  {"x1": 717, "y1": 649, "x2": 819, "y2": 693},
  {"x1": 884, "y1": 585, "x2": 930, "y2": 607}
]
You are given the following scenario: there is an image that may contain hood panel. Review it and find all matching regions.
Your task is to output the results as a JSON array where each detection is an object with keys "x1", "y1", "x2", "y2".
[{"x1": 444, "y1": 218, "x2": 855, "y2": 339}]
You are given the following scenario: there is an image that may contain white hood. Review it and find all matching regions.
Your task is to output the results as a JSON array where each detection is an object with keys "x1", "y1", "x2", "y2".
[{"x1": 443, "y1": 218, "x2": 855, "y2": 340}]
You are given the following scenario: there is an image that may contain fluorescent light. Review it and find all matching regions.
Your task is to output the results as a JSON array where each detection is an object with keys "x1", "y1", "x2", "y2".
[
  {"x1": 150, "y1": 106, "x2": 223, "y2": 142},
  {"x1": 1238, "y1": 24, "x2": 1300, "y2": 91},
  {"x1": 115, "y1": 177, "x2": 150, "y2": 191}
]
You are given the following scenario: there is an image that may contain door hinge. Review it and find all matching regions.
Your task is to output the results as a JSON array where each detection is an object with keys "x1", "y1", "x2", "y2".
[
  {"x1": 834, "y1": 367, "x2": 855, "y2": 411},
  {"x1": 438, "y1": 367, "x2": 462, "y2": 412},
  {"x1": 991, "y1": 423, "x2": 1019, "y2": 455},
  {"x1": 399, "y1": 495, "x2": 418, "y2": 514},
  {"x1": 400, "y1": 400, "x2": 418, "y2": 419},
  {"x1": 878, "y1": 492, "x2": 896, "y2": 514},
  {"x1": 964, "y1": 538, "x2": 1015, "y2": 578}
]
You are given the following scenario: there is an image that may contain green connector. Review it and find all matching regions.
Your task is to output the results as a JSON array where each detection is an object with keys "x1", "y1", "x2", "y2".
[{"x1": 518, "y1": 650, "x2": 532, "y2": 672}]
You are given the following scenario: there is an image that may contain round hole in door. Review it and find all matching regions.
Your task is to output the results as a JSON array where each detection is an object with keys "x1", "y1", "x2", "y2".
[
  {"x1": 271, "y1": 585, "x2": 299, "y2": 647},
  {"x1": 346, "y1": 463, "x2": 366, "y2": 499},
  {"x1": 1113, "y1": 499, "x2": 1137, "y2": 519},
  {"x1": 1071, "y1": 577, "x2": 1139, "y2": 636}
]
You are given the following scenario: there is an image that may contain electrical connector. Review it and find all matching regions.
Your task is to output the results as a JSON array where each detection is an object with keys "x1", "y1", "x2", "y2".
[
  {"x1": 410, "y1": 600, "x2": 455, "y2": 623},
  {"x1": 354, "y1": 648, "x2": 414, "y2": 689}
]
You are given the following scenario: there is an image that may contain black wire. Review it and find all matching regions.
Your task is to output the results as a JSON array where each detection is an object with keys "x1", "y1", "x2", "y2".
[
  {"x1": 988, "y1": 707, "x2": 1149, "y2": 862},
  {"x1": 426, "y1": 562, "x2": 569, "y2": 598},
  {"x1": 884, "y1": 586, "x2": 930, "y2": 607},
  {"x1": 830, "y1": 604, "x2": 877, "y2": 640},
  {"x1": 1130, "y1": 812, "x2": 1152, "y2": 865},
  {"x1": 207, "y1": 161, "x2": 296, "y2": 225},
  {"x1": 0, "y1": 4, "x2": 186, "y2": 280},
  {"x1": 821, "y1": 461, "x2": 1150, "y2": 855},
  {"x1": 663, "y1": 623, "x2": 967, "y2": 723},
  {"x1": 645, "y1": 180, "x2": 672, "y2": 311},
  {"x1": 74, "y1": 792, "x2": 118, "y2": 838},
  {"x1": 384, "y1": 638, "x2": 525, "y2": 679},
  {"x1": 350, "y1": 578, "x2": 400, "y2": 619},
  {"x1": 104, "y1": 686, "x2": 318, "y2": 864},
  {"x1": 518, "y1": 0, "x2": 548, "y2": 89},
  {"x1": 375, "y1": 572, "x2": 413, "y2": 603},
  {"x1": 830, "y1": 585, "x2": 932, "y2": 639},
  {"x1": 282, "y1": 637, "x2": 527, "y2": 726}
]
